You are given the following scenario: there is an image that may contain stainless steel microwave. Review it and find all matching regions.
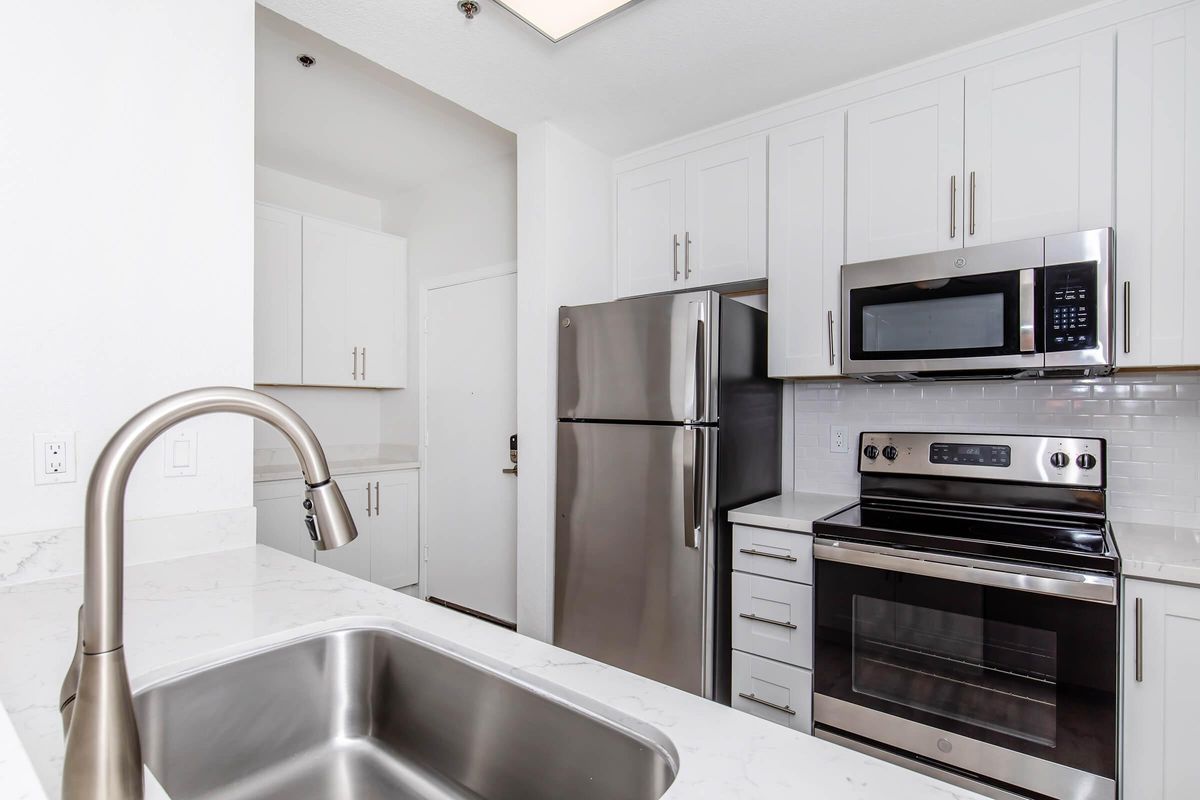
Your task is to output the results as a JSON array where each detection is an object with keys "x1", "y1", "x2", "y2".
[{"x1": 840, "y1": 228, "x2": 1114, "y2": 381}]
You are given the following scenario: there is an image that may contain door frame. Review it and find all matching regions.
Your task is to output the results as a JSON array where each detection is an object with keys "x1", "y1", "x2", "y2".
[{"x1": 417, "y1": 261, "x2": 518, "y2": 602}]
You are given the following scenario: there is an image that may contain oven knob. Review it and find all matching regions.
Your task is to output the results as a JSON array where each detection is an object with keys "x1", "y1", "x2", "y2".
[
  {"x1": 1076, "y1": 453, "x2": 1097, "y2": 470},
  {"x1": 1050, "y1": 451, "x2": 1070, "y2": 469},
  {"x1": 863, "y1": 445, "x2": 879, "y2": 460},
  {"x1": 882, "y1": 445, "x2": 898, "y2": 461}
]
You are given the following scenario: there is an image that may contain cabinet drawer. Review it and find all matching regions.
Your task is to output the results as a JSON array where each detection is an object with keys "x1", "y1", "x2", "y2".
[
  {"x1": 732, "y1": 525, "x2": 812, "y2": 583},
  {"x1": 732, "y1": 650, "x2": 812, "y2": 733},
  {"x1": 732, "y1": 572, "x2": 813, "y2": 668}
]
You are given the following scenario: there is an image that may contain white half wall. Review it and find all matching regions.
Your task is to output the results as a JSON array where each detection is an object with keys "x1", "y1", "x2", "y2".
[
  {"x1": 515, "y1": 123, "x2": 613, "y2": 641},
  {"x1": 0, "y1": 1, "x2": 255, "y2": 542}
]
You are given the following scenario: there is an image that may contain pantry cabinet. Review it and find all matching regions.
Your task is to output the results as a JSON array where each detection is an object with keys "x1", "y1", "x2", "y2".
[
  {"x1": 1122, "y1": 578, "x2": 1200, "y2": 799},
  {"x1": 615, "y1": 136, "x2": 766, "y2": 297},
  {"x1": 1116, "y1": 5, "x2": 1200, "y2": 368},
  {"x1": 253, "y1": 205, "x2": 303, "y2": 384},
  {"x1": 767, "y1": 112, "x2": 845, "y2": 377}
]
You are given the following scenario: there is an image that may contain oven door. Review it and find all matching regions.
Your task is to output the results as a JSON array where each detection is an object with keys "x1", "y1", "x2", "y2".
[{"x1": 813, "y1": 539, "x2": 1117, "y2": 800}]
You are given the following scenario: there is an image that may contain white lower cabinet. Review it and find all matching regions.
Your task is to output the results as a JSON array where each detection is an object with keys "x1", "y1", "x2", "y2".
[
  {"x1": 254, "y1": 468, "x2": 419, "y2": 589},
  {"x1": 732, "y1": 650, "x2": 813, "y2": 734},
  {"x1": 1122, "y1": 578, "x2": 1200, "y2": 799}
]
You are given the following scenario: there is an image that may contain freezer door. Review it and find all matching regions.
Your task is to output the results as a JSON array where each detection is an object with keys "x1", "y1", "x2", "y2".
[
  {"x1": 554, "y1": 421, "x2": 717, "y2": 696},
  {"x1": 558, "y1": 292, "x2": 718, "y2": 423}
]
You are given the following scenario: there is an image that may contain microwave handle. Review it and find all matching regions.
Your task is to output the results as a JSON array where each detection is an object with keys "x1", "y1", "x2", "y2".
[{"x1": 1019, "y1": 268, "x2": 1036, "y2": 353}]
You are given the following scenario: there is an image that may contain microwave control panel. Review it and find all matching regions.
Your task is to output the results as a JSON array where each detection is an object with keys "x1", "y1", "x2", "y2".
[{"x1": 1045, "y1": 262, "x2": 1097, "y2": 352}]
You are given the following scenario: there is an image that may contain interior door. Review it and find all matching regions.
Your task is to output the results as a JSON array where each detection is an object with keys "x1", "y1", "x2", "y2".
[
  {"x1": 616, "y1": 158, "x2": 686, "y2": 297},
  {"x1": 554, "y1": 421, "x2": 713, "y2": 695},
  {"x1": 425, "y1": 271, "x2": 517, "y2": 624},
  {"x1": 846, "y1": 76, "x2": 964, "y2": 262},
  {"x1": 253, "y1": 204, "x2": 302, "y2": 384},
  {"x1": 683, "y1": 136, "x2": 767, "y2": 287},
  {"x1": 965, "y1": 31, "x2": 1114, "y2": 245}
]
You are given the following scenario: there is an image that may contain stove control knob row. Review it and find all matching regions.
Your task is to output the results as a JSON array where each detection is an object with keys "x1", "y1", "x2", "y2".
[
  {"x1": 863, "y1": 444, "x2": 879, "y2": 460},
  {"x1": 1049, "y1": 452, "x2": 1070, "y2": 469},
  {"x1": 1076, "y1": 453, "x2": 1097, "y2": 470},
  {"x1": 882, "y1": 445, "x2": 898, "y2": 461}
]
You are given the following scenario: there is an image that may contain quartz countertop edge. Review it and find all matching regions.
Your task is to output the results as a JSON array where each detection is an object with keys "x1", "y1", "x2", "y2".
[
  {"x1": 0, "y1": 545, "x2": 986, "y2": 800},
  {"x1": 253, "y1": 456, "x2": 420, "y2": 482},
  {"x1": 727, "y1": 491, "x2": 857, "y2": 534},
  {"x1": 1111, "y1": 520, "x2": 1200, "y2": 588}
]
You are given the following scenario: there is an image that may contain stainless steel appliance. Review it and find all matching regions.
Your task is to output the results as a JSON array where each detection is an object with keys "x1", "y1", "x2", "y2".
[
  {"x1": 555, "y1": 291, "x2": 781, "y2": 701},
  {"x1": 841, "y1": 228, "x2": 1114, "y2": 380},
  {"x1": 813, "y1": 432, "x2": 1119, "y2": 800}
]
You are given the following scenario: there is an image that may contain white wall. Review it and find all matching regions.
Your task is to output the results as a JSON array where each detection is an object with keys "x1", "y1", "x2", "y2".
[
  {"x1": 379, "y1": 155, "x2": 518, "y2": 445},
  {"x1": 0, "y1": 2, "x2": 255, "y2": 541},
  {"x1": 255, "y1": 164, "x2": 382, "y2": 229},
  {"x1": 514, "y1": 123, "x2": 613, "y2": 640}
]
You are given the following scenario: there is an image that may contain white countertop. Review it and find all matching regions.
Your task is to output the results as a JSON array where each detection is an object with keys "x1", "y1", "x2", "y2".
[
  {"x1": 0, "y1": 545, "x2": 985, "y2": 800},
  {"x1": 253, "y1": 444, "x2": 419, "y2": 482},
  {"x1": 728, "y1": 491, "x2": 856, "y2": 533},
  {"x1": 1112, "y1": 520, "x2": 1200, "y2": 587}
]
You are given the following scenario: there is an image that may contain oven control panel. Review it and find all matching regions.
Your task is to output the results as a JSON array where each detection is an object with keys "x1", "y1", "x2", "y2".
[{"x1": 859, "y1": 432, "x2": 1105, "y2": 487}]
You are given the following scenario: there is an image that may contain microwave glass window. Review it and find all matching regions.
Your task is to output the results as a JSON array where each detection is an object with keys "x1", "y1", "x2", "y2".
[{"x1": 862, "y1": 293, "x2": 1005, "y2": 352}]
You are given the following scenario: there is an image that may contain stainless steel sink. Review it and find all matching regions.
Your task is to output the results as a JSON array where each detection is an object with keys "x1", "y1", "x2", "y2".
[{"x1": 132, "y1": 624, "x2": 677, "y2": 800}]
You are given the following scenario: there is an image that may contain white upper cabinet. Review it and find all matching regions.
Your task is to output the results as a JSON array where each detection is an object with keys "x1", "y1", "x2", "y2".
[
  {"x1": 616, "y1": 159, "x2": 686, "y2": 297},
  {"x1": 846, "y1": 77, "x2": 964, "y2": 263},
  {"x1": 683, "y1": 137, "x2": 767, "y2": 288},
  {"x1": 253, "y1": 204, "x2": 303, "y2": 384},
  {"x1": 1116, "y1": 5, "x2": 1200, "y2": 368},
  {"x1": 302, "y1": 216, "x2": 407, "y2": 388},
  {"x1": 767, "y1": 112, "x2": 845, "y2": 377},
  {"x1": 964, "y1": 31, "x2": 1115, "y2": 244}
]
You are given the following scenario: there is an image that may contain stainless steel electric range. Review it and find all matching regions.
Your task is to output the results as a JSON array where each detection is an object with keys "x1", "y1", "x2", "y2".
[{"x1": 812, "y1": 432, "x2": 1119, "y2": 800}]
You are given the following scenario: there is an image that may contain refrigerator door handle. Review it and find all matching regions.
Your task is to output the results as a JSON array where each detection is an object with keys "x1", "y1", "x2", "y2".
[
  {"x1": 683, "y1": 426, "x2": 705, "y2": 549},
  {"x1": 684, "y1": 301, "x2": 707, "y2": 423}
]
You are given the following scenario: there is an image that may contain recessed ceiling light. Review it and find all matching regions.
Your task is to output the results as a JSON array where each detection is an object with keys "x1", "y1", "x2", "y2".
[{"x1": 494, "y1": 0, "x2": 646, "y2": 43}]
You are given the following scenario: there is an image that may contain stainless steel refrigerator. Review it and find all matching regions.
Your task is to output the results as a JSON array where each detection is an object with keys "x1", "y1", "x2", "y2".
[{"x1": 554, "y1": 291, "x2": 781, "y2": 701}]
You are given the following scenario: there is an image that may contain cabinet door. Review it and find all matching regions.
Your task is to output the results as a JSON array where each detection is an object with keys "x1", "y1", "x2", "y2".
[
  {"x1": 767, "y1": 113, "x2": 844, "y2": 377},
  {"x1": 846, "y1": 76, "x2": 964, "y2": 262},
  {"x1": 1123, "y1": 579, "x2": 1200, "y2": 799},
  {"x1": 616, "y1": 159, "x2": 685, "y2": 297},
  {"x1": 369, "y1": 470, "x2": 419, "y2": 590},
  {"x1": 314, "y1": 478, "x2": 373, "y2": 581},
  {"x1": 253, "y1": 479, "x2": 310, "y2": 559},
  {"x1": 348, "y1": 231, "x2": 407, "y2": 388},
  {"x1": 253, "y1": 205, "x2": 302, "y2": 384},
  {"x1": 302, "y1": 217, "x2": 357, "y2": 387},
  {"x1": 965, "y1": 31, "x2": 1114, "y2": 245},
  {"x1": 1116, "y1": 6, "x2": 1200, "y2": 368},
  {"x1": 683, "y1": 136, "x2": 767, "y2": 287}
]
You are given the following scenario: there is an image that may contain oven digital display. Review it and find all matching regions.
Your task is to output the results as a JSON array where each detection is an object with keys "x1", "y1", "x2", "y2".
[{"x1": 929, "y1": 442, "x2": 1011, "y2": 467}]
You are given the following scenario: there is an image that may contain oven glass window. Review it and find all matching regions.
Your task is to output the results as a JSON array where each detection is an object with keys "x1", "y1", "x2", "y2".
[
  {"x1": 862, "y1": 293, "x2": 1005, "y2": 352},
  {"x1": 851, "y1": 595, "x2": 1056, "y2": 746}
]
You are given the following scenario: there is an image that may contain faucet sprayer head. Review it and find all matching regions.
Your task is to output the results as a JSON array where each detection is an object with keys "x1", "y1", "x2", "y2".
[{"x1": 303, "y1": 480, "x2": 357, "y2": 551}]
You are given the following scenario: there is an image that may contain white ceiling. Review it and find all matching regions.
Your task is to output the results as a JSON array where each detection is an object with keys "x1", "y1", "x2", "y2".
[
  {"x1": 255, "y1": 6, "x2": 516, "y2": 198},
  {"x1": 260, "y1": 0, "x2": 1100, "y2": 156}
]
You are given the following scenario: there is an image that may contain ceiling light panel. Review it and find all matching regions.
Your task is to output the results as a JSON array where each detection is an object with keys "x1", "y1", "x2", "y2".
[{"x1": 494, "y1": 0, "x2": 644, "y2": 42}]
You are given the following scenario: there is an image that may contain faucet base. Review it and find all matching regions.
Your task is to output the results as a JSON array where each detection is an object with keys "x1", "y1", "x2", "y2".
[{"x1": 62, "y1": 647, "x2": 143, "y2": 800}]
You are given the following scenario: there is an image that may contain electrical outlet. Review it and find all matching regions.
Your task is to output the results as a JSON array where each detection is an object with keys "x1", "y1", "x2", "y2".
[
  {"x1": 34, "y1": 432, "x2": 76, "y2": 485},
  {"x1": 830, "y1": 425, "x2": 850, "y2": 454}
]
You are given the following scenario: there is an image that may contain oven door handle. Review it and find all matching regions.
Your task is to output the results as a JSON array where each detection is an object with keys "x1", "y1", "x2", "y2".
[{"x1": 813, "y1": 539, "x2": 1116, "y2": 604}]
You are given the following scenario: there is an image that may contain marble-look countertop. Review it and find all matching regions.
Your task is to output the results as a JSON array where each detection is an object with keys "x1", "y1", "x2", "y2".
[
  {"x1": 728, "y1": 491, "x2": 857, "y2": 533},
  {"x1": 253, "y1": 443, "x2": 419, "y2": 482},
  {"x1": 1112, "y1": 520, "x2": 1200, "y2": 587},
  {"x1": 0, "y1": 546, "x2": 984, "y2": 800}
]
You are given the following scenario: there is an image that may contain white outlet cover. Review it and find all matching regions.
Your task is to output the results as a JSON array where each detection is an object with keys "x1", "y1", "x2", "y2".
[
  {"x1": 34, "y1": 432, "x2": 76, "y2": 485},
  {"x1": 163, "y1": 429, "x2": 198, "y2": 477},
  {"x1": 830, "y1": 425, "x2": 850, "y2": 454}
]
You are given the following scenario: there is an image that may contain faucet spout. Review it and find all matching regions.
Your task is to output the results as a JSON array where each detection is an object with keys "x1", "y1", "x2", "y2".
[{"x1": 60, "y1": 387, "x2": 358, "y2": 800}]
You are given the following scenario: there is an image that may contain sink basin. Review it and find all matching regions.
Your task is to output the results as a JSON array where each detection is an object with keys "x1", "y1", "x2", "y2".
[{"x1": 133, "y1": 623, "x2": 677, "y2": 800}]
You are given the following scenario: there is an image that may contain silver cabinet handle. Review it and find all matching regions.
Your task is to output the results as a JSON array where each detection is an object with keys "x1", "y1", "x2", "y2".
[
  {"x1": 950, "y1": 175, "x2": 957, "y2": 239},
  {"x1": 684, "y1": 231, "x2": 692, "y2": 278},
  {"x1": 968, "y1": 170, "x2": 976, "y2": 236},
  {"x1": 738, "y1": 692, "x2": 796, "y2": 716},
  {"x1": 1135, "y1": 596, "x2": 1144, "y2": 682},
  {"x1": 352, "y1": 347, "x2": 359, "y2": 380},
  {"x1": 827, "y1": 310, "x2": 835, "y2": 367},
  {"x1": 362, "y1": 347, "x2": 366, "y2": 381},
  {"x1": 738, "y1": 612, "x2": 797, "y2": 630},
  {"x1": 366, "y1": 482, "x2": 371, "y2": 517},
  {"x1": 672, "y1": 233, "x2": 680, "y2": 281},
  {"x1": 1123, "y1": 281, "x2": 1131, "y2": 355},
  {"x1": 374, "y1": 481, "x2": 380, "y2": 516},
  {"x1": 739, "y1": 548, "x2": 798, "y2": 563}
]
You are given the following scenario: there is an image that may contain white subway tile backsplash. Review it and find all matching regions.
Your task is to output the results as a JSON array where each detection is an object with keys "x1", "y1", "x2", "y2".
[{"x1": 787, "y1": 373, "x2": 1200, "y2": 526}]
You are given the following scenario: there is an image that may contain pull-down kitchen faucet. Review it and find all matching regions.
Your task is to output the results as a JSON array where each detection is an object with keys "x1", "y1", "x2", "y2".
[{"x1": 58, "y1": 387, "x2": 358, "y2": 800}]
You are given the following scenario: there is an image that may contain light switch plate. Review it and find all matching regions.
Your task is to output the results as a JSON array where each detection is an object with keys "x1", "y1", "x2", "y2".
[
  {"x1": 34, "y1": 432, "x2": 76, "y2": 485},
  {"x1": 163, "y1": 429, "x2": 198, "y2": 477},
  {"x1": 830, "y1": 425, "x2": 850, "y2": 454}
]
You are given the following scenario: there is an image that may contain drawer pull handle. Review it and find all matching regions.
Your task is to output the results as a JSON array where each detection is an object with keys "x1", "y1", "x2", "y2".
[
  {"x1": 739, "y1": 612, "x2": 797, "y2": 630},
  {"x1": 738, "y1": 692, "x2": 796, "y2": 716},
  {"x1": 739, "y1": 548, "x2": 797, "y2": 563}
]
